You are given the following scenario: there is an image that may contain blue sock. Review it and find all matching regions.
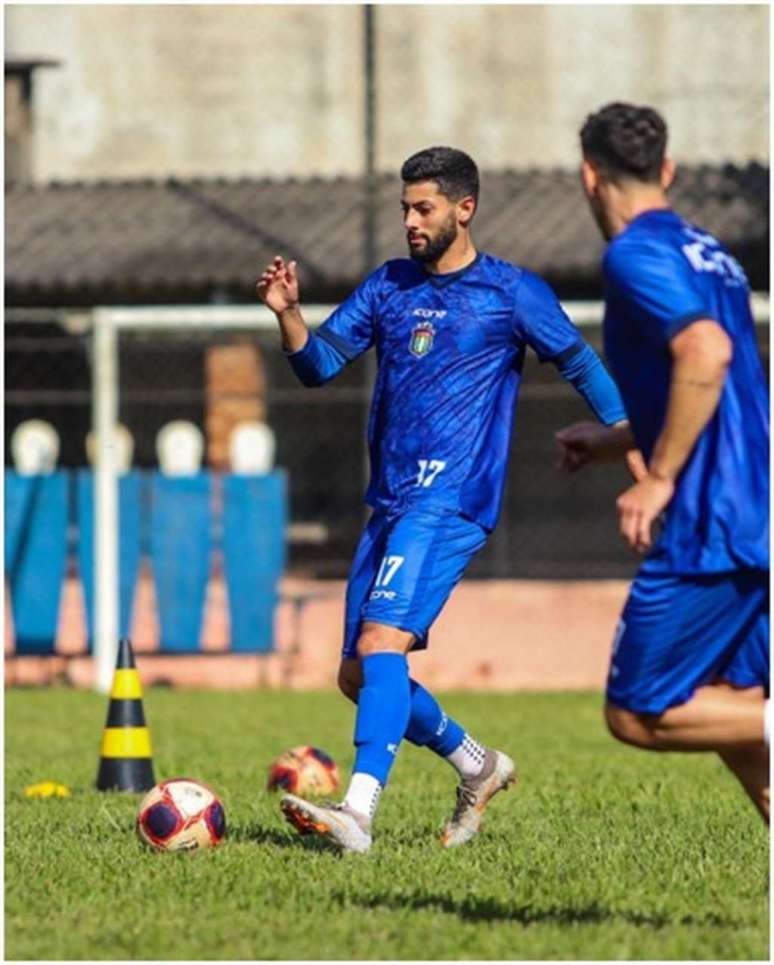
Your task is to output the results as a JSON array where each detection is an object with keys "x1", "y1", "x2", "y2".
[
  {"x1": 404, "y1": 678, "x2": 464, "y2": 757},
  {"x1": 352, "y1": 653, "x2": 411, "y2": 785}
]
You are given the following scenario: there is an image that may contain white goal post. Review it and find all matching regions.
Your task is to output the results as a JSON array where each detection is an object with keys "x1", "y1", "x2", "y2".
[
  {"x1": 78, "y1": 292, "x2": 769, "y2": 690},
  {"x1": 90, "y1": 304, "x2": 335, "y2": 691}
]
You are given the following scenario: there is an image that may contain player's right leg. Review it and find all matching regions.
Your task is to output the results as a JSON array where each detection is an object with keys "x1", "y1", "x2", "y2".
[
  {"x1": 715, "y1": 683, "x2": 769, "y2": 821},
  {"x1": 718, "y1": 745, "x2": 769, "y2": 822},
  {"x1": 282, "y1": 621, "x2": 414, "y2": 853}
]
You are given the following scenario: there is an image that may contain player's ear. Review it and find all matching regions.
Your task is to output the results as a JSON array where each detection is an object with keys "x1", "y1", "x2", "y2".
[
  {"x1": 580, "y1": 159, "x2": 599, "y2": 197},
  {"x1": 457, "y1": 195, "x2": 476, "y2": 227},
  {"x1": 660, "y1": 157, "x2": 675, "y2": 191}
]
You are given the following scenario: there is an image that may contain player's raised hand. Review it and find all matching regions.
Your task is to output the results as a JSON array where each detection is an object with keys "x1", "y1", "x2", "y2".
[
  {"x1": 256, "y1": 256, "x2": 300, "y2": 314},
  {"x1": 616, "y1": 474, "x2": 674, "y2": 554}
]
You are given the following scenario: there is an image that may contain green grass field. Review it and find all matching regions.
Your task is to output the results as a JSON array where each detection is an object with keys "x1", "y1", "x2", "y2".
[{"x1": 5, "y1": 687, "x2": 769, "y2": 960}]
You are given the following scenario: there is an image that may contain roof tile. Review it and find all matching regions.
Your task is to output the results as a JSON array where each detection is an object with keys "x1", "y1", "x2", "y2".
[{"x1": 5, "y1": 164, "x2": 768, "y2": 304}]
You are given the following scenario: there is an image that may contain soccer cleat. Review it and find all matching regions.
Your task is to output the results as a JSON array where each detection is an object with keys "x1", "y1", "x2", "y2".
[
  {"x1": 280, "y1": 793, "x2": 372, "y2": 854},
  {"x1": 441, "y1": 748, "x2": 516, "y2": 848}
]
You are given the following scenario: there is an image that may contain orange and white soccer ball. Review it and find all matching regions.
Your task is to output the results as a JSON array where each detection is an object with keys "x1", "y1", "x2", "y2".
[
  {"x1": 136, "y1": 778, "x2": 226, "y2": 852},
  {"x1": 267, "y1": 746, "x2": 340, "y2": 796}
]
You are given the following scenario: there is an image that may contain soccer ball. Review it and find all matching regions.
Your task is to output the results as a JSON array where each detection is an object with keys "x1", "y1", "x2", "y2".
[
  {"x1": 136, "y1": 778, "x2": 226, "y2": 852},
  {"x1": 267, "y1": 746, "x2": 340, "y2": 795}
]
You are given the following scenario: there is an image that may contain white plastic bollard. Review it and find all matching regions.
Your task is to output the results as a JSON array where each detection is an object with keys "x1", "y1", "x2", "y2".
[
  {"x1": 156, "y1": 421, "x2": 205, "y2": 476},
  {"x1": 10, "y1": 419, "x2": 60, "y2": 475},
  {"x1": 228, "y1": 421, "x2": 276, "y2": 475}
]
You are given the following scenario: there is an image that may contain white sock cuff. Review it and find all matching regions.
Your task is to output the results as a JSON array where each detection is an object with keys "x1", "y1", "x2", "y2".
[
  {"x1": 344, "y1": 772, "x2": 382, "y2": 820},
  {"x1": 446, "y1": 732, "x2": 487, "y2": 780}
]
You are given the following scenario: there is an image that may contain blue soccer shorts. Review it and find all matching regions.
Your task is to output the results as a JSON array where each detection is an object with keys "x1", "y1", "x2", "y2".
[
  {"x1": 342, "y1": 507, "x2": 488, "y2": 658},
  {"x1": 606, "y1": 563, "x2": 770, "y2": 715}
]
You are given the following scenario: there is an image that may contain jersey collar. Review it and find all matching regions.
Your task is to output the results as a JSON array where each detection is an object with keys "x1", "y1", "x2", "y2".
[
  {"x1": 621, "y1": 207, "x2": 678, "y2": 235},
  {"x1": 424, "y1": 251, "x2": 483, "y2": 287}
]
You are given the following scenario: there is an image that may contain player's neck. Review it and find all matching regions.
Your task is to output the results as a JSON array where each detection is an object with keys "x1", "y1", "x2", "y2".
[
  {"x1": 426, "y1": 235, "x2": 478, "y2": 275},
  {"x1": 608, "y1": 188, "x2": 670, "y2": 238}
]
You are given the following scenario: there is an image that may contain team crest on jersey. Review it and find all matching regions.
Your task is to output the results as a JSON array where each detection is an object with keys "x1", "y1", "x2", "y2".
[{"x1": 409, "y1": 322, "x2": 436, "y2": 357}]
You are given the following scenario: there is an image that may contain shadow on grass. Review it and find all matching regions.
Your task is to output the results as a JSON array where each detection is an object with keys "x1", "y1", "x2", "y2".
[
  {"x1": 229, "y1": 823, "x2": 339, "y2": 854},
  {"x1": 337, "y1": 890, "x2": 739, "y2": 929}
]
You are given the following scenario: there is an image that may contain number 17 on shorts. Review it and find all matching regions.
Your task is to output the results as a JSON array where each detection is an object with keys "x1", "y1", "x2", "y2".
[{"x1": 370, "y1": 555, "x2": 405, "y2": 600}]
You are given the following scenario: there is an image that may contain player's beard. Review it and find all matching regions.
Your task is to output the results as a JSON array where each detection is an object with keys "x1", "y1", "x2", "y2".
[{"x1": 408, "y1": 212, "x2": 458, "y2": 264}]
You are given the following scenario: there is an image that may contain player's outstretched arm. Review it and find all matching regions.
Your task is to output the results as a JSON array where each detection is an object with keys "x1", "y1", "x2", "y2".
[
  {"x1": 616, "y1": 319, "x2": 732, "y2": 553},
  {"x1": 256, "y1": 256, "x2": 308, "y2": 353}
]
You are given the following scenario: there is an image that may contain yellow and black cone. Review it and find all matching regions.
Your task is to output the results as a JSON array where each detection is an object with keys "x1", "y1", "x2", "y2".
[{"x1": 96, "y1": 638, "x2": 155, "y2": 792}]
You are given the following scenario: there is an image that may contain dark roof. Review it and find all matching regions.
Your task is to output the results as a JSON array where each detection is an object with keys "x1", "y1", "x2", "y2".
[
  {"x1": 5, "y1": 163, "x2": 768, "y2": 306},
  {"x1": 4, "y1": 58, "x2": 61, "y2": 73}
]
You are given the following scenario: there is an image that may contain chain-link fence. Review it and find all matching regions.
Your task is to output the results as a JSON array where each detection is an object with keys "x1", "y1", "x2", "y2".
[{"x1": 6, "y1": 314, "x2": 768, "y2": 583}]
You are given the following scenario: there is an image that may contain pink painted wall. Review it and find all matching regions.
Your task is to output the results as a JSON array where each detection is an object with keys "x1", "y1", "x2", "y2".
[{"x1": 5, "y1": 573, "x2": 628, "y2": 691}]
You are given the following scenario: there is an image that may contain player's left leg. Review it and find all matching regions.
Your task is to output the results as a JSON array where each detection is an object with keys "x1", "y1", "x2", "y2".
[
  {"x1": 604, "y1": 685, "x2": 766, "y2": 750},
  {"x1": 338, "y1": 656, "x2": 516, "y2": 847},
  {"x1": 606, "y1": 567, "x2": 769, "y2": 750},
  {"x1": 604, "y1": 566, "x2": 769, "y2": 820},
  {"x1": 339, "y1": 657, "x2": 496, "y2": 782},
  {"x1": 607, "y1": 685, "x2": 770, "y2": 821}
]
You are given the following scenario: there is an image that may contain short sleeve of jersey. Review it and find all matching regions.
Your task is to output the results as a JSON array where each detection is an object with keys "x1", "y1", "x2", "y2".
[
  {"x1": 603, "y1": 237, "x2": 714, "y2": 342},
  {"x1": 316, "y1": 266, "x2": 381, "y2": 360},
  {"x1": 512, "y1": 270, "x2": 582, "y2": 362}
]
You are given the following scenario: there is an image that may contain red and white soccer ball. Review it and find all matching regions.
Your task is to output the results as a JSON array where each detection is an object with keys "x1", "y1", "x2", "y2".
[
  {"x1": 136, "y1": 778, "x2": 226, "y2": 852},
  {"x1": 267, "y1": 745, "x2": 340, "y2": 796}
]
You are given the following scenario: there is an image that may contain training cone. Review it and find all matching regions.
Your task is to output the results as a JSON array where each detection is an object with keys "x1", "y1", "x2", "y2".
[{"x1": 95, "y1": 639, "x2": 155, "y2": 792}]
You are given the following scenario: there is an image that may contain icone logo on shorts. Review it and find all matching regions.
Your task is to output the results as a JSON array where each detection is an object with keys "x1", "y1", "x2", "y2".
[{"x1": 370, "y1": 589, "x2": 397, "y2": 601}]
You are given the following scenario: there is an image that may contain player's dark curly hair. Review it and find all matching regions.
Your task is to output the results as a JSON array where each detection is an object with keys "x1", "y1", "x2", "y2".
[
  {"x1": 580, "y1": 102, "x2": 667, "y2": 183},
  {"x1": 401, "y1": 146, "x2": 480, "y2": 203}
]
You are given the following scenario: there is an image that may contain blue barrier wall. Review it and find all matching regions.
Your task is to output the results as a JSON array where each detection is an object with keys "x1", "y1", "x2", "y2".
[
  {"x1": 149, "y1": 472, "x2": 212, "y2": 652},
  {"x1": 222, "y1": 472, "x2": 287, "y2": 652},
  {"x1": 4, "y1": 469, "x2": 287, "y2": 656},
  {"x1": 4, "y1": 472, "x2": 70, "y2": 654}
]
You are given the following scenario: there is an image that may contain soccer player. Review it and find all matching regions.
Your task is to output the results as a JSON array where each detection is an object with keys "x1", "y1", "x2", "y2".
[
  {"x1": 258, "y1": 146, "x2": 627, "y2": 852},
  {"x1": 556, "y1": 103, "x2": 770, "y2": 821}
]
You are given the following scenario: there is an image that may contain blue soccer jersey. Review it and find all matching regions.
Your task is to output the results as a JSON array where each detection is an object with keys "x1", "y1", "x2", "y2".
[
  {"x1": 602, "y1": 209, "x2": 769, "y2": 574},
  {"x1": 289, "y1": 253, "x2": 625, "y2": 531}
]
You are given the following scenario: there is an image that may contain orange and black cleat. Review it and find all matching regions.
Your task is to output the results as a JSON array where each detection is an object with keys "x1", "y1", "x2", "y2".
[{"x1": 280, "y1": 794, "x2": 371, "y2": 853}]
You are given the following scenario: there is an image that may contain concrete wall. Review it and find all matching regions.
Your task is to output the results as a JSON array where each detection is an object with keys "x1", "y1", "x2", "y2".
[{"x1": 5, "y1": 4, "x2": 768, "y2": 182}]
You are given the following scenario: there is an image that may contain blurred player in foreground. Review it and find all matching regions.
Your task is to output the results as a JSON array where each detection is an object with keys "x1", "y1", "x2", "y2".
[
  {"x1": 258, "y1": 146, "x2": 627, "y2": 852},
  {"x1": 557, "y1": 103, "x2": 770, "y2": 821}
]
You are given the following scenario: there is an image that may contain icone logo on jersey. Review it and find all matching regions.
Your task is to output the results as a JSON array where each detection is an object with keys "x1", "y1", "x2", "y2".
[{"x1": 412, "y1": 308, "x2": 447, "y2": 319}]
